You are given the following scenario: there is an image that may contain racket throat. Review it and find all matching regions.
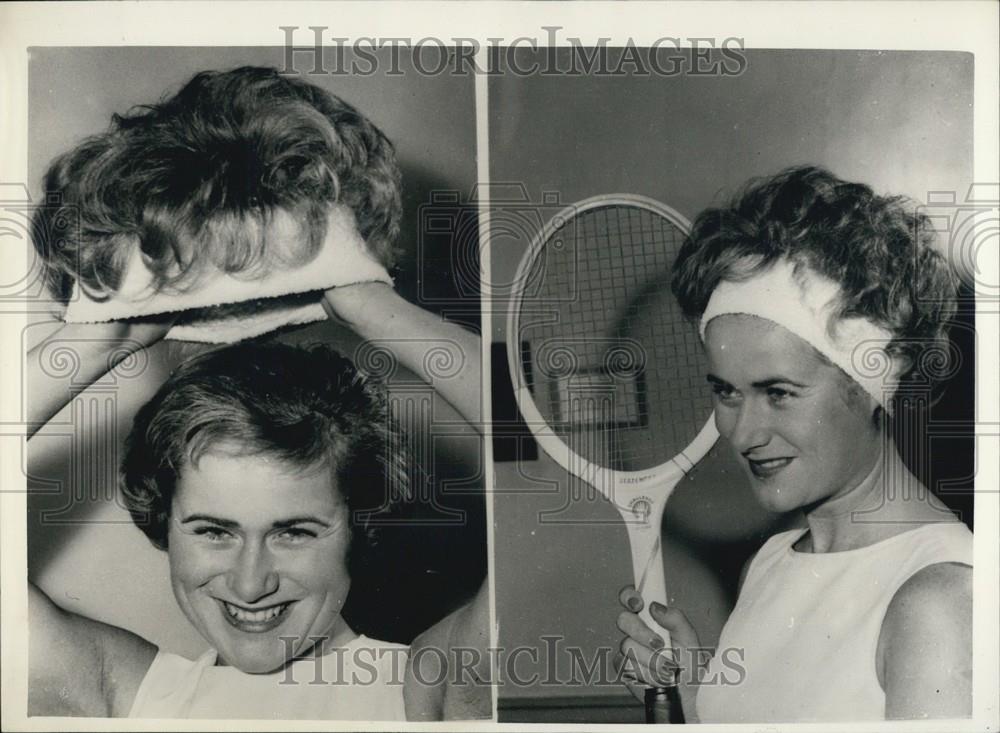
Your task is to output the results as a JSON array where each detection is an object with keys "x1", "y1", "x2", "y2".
[
  {"x1": 636, "y1": 533, "x2": 662, "y2": 598},
  {"x1": 618, "y1": 499, "x2": 670, "y2": 644}
]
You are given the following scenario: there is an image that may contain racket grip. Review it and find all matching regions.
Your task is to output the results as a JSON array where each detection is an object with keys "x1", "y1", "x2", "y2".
[
  {"x1": 644, "y1": 685, "x2": 684, "y2": 724},
  {"x1": 632, "y1": 533, "x2": 671, "y2": 650}
]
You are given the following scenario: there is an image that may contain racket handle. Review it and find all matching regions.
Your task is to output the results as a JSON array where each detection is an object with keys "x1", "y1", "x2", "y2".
[
  {"x1": 644, "y1": 685, "x2": 684, "y2": 724},
  {"x1": 629, "y1": 523, "x2": 671, "y2": 650}
]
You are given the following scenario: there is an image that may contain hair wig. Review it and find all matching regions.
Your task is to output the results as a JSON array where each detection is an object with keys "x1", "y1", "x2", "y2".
[{"x1": 32, "y1": 66, "x2": 402, "y2": 303}]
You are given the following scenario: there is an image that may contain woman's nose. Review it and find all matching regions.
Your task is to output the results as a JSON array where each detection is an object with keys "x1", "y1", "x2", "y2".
[
  {"x1": 724, "y1": 399, "x2": 770, "y2": 454},
  {"x1": 227, "y1": 542, "x2": 279, "y2": 603}
]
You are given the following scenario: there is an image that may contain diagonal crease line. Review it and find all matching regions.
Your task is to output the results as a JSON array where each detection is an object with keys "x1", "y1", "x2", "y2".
[{"x1": 636, "y1": 533, "x2": 661, "y2": 598}]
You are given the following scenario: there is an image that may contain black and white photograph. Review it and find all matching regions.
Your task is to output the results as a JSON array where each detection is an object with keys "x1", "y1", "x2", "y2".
[
  {"x1": 1, "y1": 3, "x2": 998, "y2": 732},
  {"x1": 489, "y1": 46, "x2": 983, "y2": 724},
  {"x1": 20, "y1": 46, "x2": 488, "y2": 722}
]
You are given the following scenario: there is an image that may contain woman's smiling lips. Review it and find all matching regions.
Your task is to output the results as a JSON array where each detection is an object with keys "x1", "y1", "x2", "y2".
[
  {"x1": 747, "y1": 456, "x2": 795, "y2": 479},
  {"x1": 217, "y1": 599, "x2": 296, "y2": 633}
]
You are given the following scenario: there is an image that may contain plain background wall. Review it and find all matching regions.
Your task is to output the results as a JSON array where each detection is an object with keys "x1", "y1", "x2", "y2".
[
  {"x1": 27, "y1": 46, "x2": 484, "y2": 657},
  {"x1": 489, "y1": 49, "x2": 975, "y2": 717}
]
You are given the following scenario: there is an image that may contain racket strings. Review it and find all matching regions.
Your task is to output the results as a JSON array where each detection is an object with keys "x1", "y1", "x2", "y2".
[{"x1": 519, "y1": 203, "x2": 713, "y2": 472}]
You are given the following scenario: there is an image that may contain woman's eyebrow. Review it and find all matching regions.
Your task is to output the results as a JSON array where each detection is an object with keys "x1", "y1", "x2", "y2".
[
  {"x1": 179, "y1": 514, "x2": 239, "y2": 528},
  {"x1": 271, "y1": 517, "x2": 332, "y2": 529},
  {"x1": 751, "y1": 377, "x2": 809, "y2": 389},
  {"x1": 706, "y1": 374, "x2": 809, "y2": 389}
]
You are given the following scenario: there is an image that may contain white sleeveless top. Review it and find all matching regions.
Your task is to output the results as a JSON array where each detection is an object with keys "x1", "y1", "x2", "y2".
[
  {"x1": 129, "y1": 635, "x2": 408, "y2": 720},
  {"x1": 696, "y1": 522, "x2": 973, "y2": 723}
]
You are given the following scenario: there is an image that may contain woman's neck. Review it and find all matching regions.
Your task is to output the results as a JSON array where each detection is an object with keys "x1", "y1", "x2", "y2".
[
  {"x1": 799, "y1": 443, "x2": 957, "y2": 553},
  {"x1": 313, "y1": 616, "x2": 359, "y2": 658}
]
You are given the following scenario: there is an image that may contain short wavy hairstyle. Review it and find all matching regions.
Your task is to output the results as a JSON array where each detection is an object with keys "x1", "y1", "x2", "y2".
[
  {"x1": 119, "y1": 343, "x2": 410, "y2": 577},
  {"x1": 32, "y1": 66, "x2": 402, "y2": 303},
  {"x1": 672, "y1": 165, "x2": 958, "y2": 390}
]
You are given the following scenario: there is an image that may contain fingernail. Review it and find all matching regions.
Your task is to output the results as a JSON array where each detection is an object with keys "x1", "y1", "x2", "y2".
[
  {"x1": 657, "y1": 661, "x2": 681, "y2": 684},
  {"x1": 650, "y1": 635, "x2": 665, "y2": 649},
  {"x1": 650, "y1": 602, "x2": 666, "y2": 614},
  {"x1": 627, "y1": 596, "x2": 642, "y2": 611}
]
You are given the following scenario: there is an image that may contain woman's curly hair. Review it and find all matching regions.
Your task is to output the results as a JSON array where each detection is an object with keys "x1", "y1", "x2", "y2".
[
  {"x1": 672, "y1": 165, "x2": 958, "y2": 389},
  {"x1": 32, "y1": 66, "x2": 402, "y2": 303},
  {"x1": 119, "y1": 342, "x2": 410, "y2": 579}
]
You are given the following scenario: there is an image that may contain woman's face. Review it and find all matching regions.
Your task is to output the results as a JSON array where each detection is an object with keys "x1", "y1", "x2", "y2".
[
  {"x1": 167, "y1": 450, "x2": 353, "y2": 673},
  {"x1": 704, "y1": 314, "x2": 881, "y2": 514}
]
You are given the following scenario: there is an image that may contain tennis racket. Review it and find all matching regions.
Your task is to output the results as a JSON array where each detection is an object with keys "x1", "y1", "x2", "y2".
[{"x1": 506, "y1": 194, "x2": 718, "y2": 721}]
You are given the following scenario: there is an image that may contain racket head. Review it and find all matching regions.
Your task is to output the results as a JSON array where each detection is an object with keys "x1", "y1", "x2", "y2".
[{"x1": 506, "y1": 194, "x2": 718, "y2": 506}]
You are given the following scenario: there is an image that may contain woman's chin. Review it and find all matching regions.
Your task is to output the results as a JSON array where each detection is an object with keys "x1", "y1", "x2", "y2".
[
  {"x1": 231, "y1": 658, "x2": 288, "y2": 675},
  {"x1": 204, "y1": 626, "x2": 306, "y2": 674},
  {"x1": 216, "y1": 644, "x2": 296, "y2": 674}
]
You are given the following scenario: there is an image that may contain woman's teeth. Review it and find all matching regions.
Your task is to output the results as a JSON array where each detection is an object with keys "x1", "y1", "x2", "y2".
[
  {"x1": 749, "y1": 457, "x2": 793, "y2": 476},
  {"x1": 224, "y1": 602, "x2": 289, "y2": 622}
]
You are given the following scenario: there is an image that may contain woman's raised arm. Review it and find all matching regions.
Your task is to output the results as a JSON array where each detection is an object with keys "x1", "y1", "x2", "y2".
[
  {"x1": 26, "y1": 319, "x2": 173, "y2": 439},
  {"x1": 29, "y1": 579, "x2": 156, "y2": 717},
  {"x1": 323, "y1": 283, "x2": 483, "y2": 428},
  {"x1": 26, "y1": 318, "x2": 171, "y2": 714}
]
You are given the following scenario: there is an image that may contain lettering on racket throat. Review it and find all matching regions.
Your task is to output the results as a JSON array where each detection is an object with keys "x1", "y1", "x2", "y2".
[{"x1": 624, "y1": 494, "x2": 665, "y2": 598}]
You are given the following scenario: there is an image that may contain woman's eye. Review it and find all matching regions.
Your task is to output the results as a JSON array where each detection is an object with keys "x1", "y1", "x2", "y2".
[
  {"x1": 195, "y1": 527, "x2": 233, "y2": 542},
  {"x1": 275, "y1": 528, "x2": 316, "y2": 543},
  {"x1": 711, "y1": 384, "x2": 738, "y2": 403},
  {"x1": 767, "y1": 387, "x2": 793, "y2": 403}
]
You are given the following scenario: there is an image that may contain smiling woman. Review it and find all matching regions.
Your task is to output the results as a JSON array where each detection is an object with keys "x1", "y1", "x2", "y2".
[
  {"x1": 703, "y1": 315, "x2": 882, "y2": 515},
  {"x1": 123, "y1": 343, "x2": 400, "y2": 677},
  {"x1": 26, "y1": 60, "x2": 488, "y2": 722},
  {"x1": 29, "y1": 343, "x2": 413, "y2": 719},
  {"x1": 168, "y1": 454, "x2": 356, "y2": 672},
  {"x1": 615, "y1": 166, "x2": 973, "y2": 723}
]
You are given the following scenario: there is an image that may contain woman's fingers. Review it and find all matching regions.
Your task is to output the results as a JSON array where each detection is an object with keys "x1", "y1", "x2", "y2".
[
  {"x1": 615, "y1": 586, "x2": 681, "y2": 688},
  {"x1": 321, "y1": 281, "x2": 394, "y2": 328},
  {"x1": 648, "y1": 602, "x2": 701, "y2": 651},
  {"x1": 618, "y1": 584, "x2": 644, "y2": 613},
  {"x1": 615, "y1": 586, "x2": 703, "y2": 690},
  {"x1": 616, "y1": 610, "x2": 666, "y2": 652},
  {"x1": 620, "y1": 636, "x2": 680, "y2": 674},
  {"x1": 617, "y1": 585, "x2": 701, "y2": 650},
  {"x1": 614, "y1": 637, "x2": 680, "y2": 687}
]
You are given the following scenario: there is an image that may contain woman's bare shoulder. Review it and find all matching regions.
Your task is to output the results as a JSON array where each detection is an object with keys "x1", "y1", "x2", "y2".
[
  {"x1": 404, "y1": 582, "x2": 491, "y2": 721},
  {"x1": 29, "y1": 583, "x2": 156, "y2": 718},
  {"x1": 878, "y1": 562, "x2": 972, "y2": 718},
  {"x1": 884, "y1": 561, "x2": 972, "y2": 636}
]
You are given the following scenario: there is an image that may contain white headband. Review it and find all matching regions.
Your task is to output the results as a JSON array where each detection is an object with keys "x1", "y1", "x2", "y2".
[
  {"x1": 61, "y1": 205, "x2": 392, "y2": 343},
  {"x1": 699, "y1": 258, "x2": 898, "y2": 407}
]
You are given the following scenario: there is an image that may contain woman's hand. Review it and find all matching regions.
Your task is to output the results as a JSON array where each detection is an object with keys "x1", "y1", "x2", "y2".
[
  {"x1": 615, "y1": 585, "x2": 705, "y2": 723},
  {"x1": 26, "y1": 316, "x2": 175, "y2": 438},
  {"x1": 105, "y1": 316, "x2": 177, "y2": 347},
  {"x1": 321, "y1": 280, "x2": 395, "y2": 329},
  {"x1": 322, "y1": 284, "x2": 483, "y2": 428}
]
